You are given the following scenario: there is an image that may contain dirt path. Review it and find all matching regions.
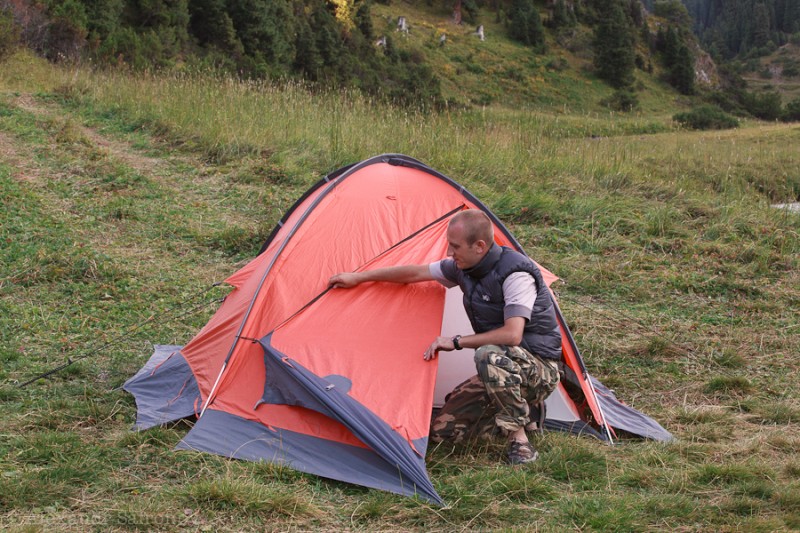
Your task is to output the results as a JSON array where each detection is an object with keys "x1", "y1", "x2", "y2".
[
  {"x1": 10, "y1": 93, "x2": 168, "y2": 177},
  {"x1": 0, "y1": 130, "x2": 40, "y2": 183},
  {"x1": 0, "y1": 92, "x2": 258, "y2": 280}
]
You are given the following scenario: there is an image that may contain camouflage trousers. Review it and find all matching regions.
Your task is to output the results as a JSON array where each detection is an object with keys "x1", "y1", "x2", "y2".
[{"x1": 430, "y1": 345, "x2": 560, "y2": 443}]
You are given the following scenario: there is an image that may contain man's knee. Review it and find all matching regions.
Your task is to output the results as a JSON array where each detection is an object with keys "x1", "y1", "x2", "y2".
[
  {"x1": 474, "y1": 345, "x2": 521, "y2": 373},
  {"x1": 474, "y1": 345, "x2": 525, "y2": 393},
  {"x1": 473, "y1": 344, "x2": 503, "y2": 366},
  {"x1": 527, "y1": 358, "x2": 561, "y2": 395}
]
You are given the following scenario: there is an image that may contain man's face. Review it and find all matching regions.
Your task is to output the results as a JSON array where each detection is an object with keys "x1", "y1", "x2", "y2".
[{"x1": 446, "y1": 222, "x2": 487, "y2": 270}]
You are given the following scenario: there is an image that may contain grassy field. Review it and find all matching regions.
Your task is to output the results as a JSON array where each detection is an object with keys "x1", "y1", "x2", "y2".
[{"x1": 1, "y1": 50, "x2": 799, "y2": 531}]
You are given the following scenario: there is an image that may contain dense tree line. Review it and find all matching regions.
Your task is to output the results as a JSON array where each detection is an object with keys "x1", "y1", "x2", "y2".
[
  {"x1": 0, "y1": 0, "x2": 699, "y2": 109},
  {"x1": 678, "y1": 0, "x2": 800, "y2": 59},
  {"x1": 4, "y1": 0, "x2": 796, "y2": 117},
  {"x1": 0, "y1": 0, "x2": 443, "y2": 105}
]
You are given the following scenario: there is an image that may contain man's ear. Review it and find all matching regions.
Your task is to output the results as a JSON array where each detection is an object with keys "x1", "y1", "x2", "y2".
[{"x1": 475, "y1": 239, "x2": 487, "y2": 252}]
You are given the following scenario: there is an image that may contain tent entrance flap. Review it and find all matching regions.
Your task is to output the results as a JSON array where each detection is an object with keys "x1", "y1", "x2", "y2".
[{"x1": 257, "y1": 334, "x2": 443, "y2": 505}]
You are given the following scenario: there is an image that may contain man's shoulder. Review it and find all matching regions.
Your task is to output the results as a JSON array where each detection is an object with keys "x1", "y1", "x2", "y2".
[
  {"x1": 438, "y1": 258, "x2": 460, "y2": 282},
  {"x1": 498, "y1": 247, "x2": 538, "y2": 272},
  {"x1": 499, "y1": 246, "x2": 531, "y2": 261}
]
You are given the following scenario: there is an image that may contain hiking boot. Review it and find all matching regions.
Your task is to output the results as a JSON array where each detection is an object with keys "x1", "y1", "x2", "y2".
[{"x1": 506, "y1": 440, "x2": 538, "y2": 465}]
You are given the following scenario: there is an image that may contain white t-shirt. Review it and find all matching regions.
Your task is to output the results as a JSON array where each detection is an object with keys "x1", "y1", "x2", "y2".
[{"x1": 429, "y1": 261, "x2": 537, "y2": 321}]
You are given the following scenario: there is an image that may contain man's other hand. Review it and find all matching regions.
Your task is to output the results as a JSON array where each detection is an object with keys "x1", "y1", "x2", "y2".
[{"x1": 424, "y1": 336, "x2": 456, "y2": 361}]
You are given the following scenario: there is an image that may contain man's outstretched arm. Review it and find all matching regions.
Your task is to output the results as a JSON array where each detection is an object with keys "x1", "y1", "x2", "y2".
[{"x1": 329, "y1": 264, "x2": 434, "y2": 289}]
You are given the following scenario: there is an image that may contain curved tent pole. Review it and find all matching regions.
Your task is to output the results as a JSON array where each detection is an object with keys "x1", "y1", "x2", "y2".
[
  {"x1": 200, "y1": 156, "x2": 423, "y2": 415},
  {"x1": 200, "y1": 173, "x2": 345, "y2": 416}
]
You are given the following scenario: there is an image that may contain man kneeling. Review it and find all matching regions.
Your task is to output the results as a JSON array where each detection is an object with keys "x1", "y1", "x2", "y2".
[{"x1": 329, "y1": 210, "x2": 561, "y2": 464}]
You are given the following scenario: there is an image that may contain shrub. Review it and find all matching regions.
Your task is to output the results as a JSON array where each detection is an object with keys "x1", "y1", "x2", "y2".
[
  {"x1": 601, "y1": 88, "x2": 639, "y2": 112},
  {"x1": 783, "y1": 98, "x2": 800, "y2": 122},
  {"x1": 673, "y1": 106, "x2": 740, "y2": 130},
  {"x1": 45, "y1": 0, "x2": 89, "y2": 60},
  {"x1": 0, "y1": 7, "x2": 19, "y2": 61},
  {"x1": 546, "y1": 57, "x2": 569, "y2": 71},
  {"x1": 706, "y1": 91, "x2": 745, "y2": 114},
  {"x1": 741, "y1": 90, "x2": 783, "y2": 120}
]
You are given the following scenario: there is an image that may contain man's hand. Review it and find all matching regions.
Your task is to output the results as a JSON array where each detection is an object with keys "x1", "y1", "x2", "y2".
[
  {"x1": 329, "y1": 272, "x2": 361, "y2": 289},
  {"x1": 424, "y1": 336, "x2": 456, "y2": 361}
]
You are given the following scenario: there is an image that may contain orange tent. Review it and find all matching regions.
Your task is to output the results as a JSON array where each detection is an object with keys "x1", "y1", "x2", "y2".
[{"x1": 125, "y1": 154, "x2": 671, "y2": 504}]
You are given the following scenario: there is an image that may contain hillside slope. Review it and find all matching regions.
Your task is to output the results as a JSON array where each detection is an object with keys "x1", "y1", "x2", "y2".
[
  {"x1": 370, "y1": 2, "x2": 687, "y2": 113},
  {"x1": 740, "y1": 42, "x2": 800, "y2": 103},
  {"x1": 1, "y1": 0, "x2": 708, "y2": 114}
]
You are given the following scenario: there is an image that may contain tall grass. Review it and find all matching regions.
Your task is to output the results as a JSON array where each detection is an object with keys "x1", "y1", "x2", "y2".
[
  {"x1": 58, "y1": 69, "x2": 660, "y2": 176},
  {"x1": 55, "y1": 67, "x2": 800, "y2": 209}
]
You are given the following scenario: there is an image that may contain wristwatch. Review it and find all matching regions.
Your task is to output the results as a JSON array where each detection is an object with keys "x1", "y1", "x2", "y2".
[{"x1": 452, "y1": 335, "x2": 463, "y2": 350}]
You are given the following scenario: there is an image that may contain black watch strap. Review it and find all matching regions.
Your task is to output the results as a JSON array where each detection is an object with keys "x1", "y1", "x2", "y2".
[{"x1": 452, "y1": 335, "x2": 462, "y2": 350}]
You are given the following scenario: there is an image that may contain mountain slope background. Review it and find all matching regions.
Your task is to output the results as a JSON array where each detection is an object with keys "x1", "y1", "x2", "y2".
[
  {"x1": 675, "y1": 0, "x2": 800, "y2": 107},
  {"x1": 5, "y1": 0, "x2": 799, "y2": 114}
]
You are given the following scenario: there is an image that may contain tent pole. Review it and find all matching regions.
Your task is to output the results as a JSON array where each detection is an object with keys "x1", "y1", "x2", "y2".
[
  {"x1": 585, "y1": 372, "x2": 614, "y2": 444},
  {"x1": 198, "y1": 170, "x2": 355, "y2": 415},
  {"x1": 199, "y1": 361, "x2": 227, "y2": 417}
]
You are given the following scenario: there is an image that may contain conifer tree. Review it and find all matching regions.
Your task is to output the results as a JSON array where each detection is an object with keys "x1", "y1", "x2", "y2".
[
  {"x1": 551, "y1": 0, "x2": 575, "y2": 29},
  {"x1": 657, "y1": 25, "x2": 694, "y2": 95},
  {"x1": 662, "y1": 26, "x2": 680, "y2": 67},
  {"x1": 189, "y1": 0, "x2": 243, "y2": 57},
  {"x1": 507, "y1": 0, "x2": 545, "y2": 50},
  {"x1": 628, "y1": 0, "x2": 644, "y2": 27},
  {"x1": 355, "y1": 1, "x2": 374, "y2": 40},
  {"x1": 593, "y1": 0, "x2": 636, "y2": 88},
  {"x1": 227, "y1": 0, "x2": 294, "y2": 71},
  {"x1": 669, "y1": 42, "x2": 695, "y2": 94},
  {"x1": 786, "y1": 1, "x2": 800, "y2": 33},
  {"x1": 752, "y1": 2, "x2": 771, "y2": 49},
  {"x1": 293, "y1": 16, "x2": 323, "y2": 78}
]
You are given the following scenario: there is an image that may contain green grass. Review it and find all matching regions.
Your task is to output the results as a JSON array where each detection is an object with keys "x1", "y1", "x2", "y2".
[{"x1": 1, "y1": 51, "x2": 799, "y2": 530}]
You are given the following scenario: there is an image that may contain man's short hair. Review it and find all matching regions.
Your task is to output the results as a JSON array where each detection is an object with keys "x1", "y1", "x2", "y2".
[{"x1": 450, "y1": 210, "x2": 494, "y2": 245}]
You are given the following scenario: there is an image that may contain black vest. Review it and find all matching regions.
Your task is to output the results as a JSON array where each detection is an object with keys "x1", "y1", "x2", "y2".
[{"x1": 441, "y1": 244, "x2": 563, "y2": 360}]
